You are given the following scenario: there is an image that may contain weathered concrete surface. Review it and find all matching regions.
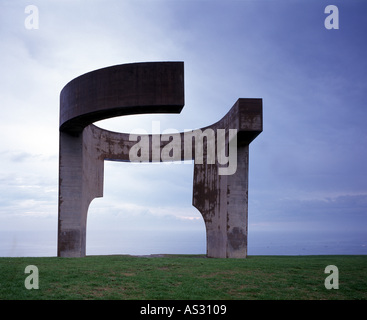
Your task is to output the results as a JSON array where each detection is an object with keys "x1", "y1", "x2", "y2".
[
  {"x1": 58, "y1": 62, "x2": 262, "y2": 258},
  {"x1": 60, "y1": 62, "x2": 184, "y2": 135},
  {"x1": 193, "y1": 99, "x2": 262, "y2": 258}
]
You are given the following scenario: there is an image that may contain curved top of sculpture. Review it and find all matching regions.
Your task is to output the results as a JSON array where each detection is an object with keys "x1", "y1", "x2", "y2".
[{"x1": 60, "y1": 62, "x2": 185, "y2": 134}]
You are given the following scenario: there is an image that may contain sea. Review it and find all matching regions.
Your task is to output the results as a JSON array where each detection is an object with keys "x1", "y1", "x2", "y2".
[{"x1": 0, "y1": 229, "x2": 366, "y2": 257}]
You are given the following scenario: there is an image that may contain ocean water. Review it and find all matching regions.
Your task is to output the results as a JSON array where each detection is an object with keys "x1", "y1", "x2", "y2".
[
  {"x1": 1, "y1": 229, "x2": 366, "y2": 257},
  {"x1": 248, "y1": 230, "x2": 367, "y2": 256}
]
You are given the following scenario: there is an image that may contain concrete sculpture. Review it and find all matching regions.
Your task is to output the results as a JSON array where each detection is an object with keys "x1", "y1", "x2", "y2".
[{"x1": 58, "y1": 62, "x2": 262, "y2": 258}]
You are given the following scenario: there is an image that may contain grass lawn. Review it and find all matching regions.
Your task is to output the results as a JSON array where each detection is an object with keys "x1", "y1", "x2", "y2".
[{"x1": 0, "y1": 255, "x2": 366, "y2": 300}]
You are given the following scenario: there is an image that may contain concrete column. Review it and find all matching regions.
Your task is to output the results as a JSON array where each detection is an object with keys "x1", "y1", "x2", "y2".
[
  {"x1": 193, "y1": 143, "x2": 249, "y2": 258},
  {"x1": 57, "y1": 126, "x2": 104, "y2": 257},
  {"x1": 58, "y1": 132, "x2": 86, "y2": 257}
]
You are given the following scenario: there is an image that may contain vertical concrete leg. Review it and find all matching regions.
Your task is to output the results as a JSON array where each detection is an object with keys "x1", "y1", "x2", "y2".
[
  {"x1": 193, "y1": 144, "x2": 249, "y2": 258},
  {"x1": 226, "y1": 145, "x2": 249, "y2": 258},
  {"x1": 58, "y1": 127, "x2": 104, "y2": 257},
  {"x1": 58, "y1": 132, "x2": 86, "y2": 257}
]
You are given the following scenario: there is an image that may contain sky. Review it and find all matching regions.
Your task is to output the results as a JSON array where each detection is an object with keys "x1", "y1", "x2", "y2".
[{"x1": 0, "y1": 0, "x2": 366, "y2": 256}]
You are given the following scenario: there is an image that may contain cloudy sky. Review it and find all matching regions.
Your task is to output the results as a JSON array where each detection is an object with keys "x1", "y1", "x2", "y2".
[{"x1": 1, "y1": 0, "x2": 366, "y2": 256}]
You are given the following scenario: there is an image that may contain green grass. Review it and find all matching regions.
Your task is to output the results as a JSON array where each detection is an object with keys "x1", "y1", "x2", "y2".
[{"x1": 0, "y1": 255, "x2": 366, "y2": 300}]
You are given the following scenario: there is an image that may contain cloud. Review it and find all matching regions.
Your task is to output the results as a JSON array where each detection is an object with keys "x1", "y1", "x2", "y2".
[
  {"x1": 249, "y1": 193, "x2": 367, "y2": 233},
  {"x1": 0, "y1": 148, "x2": 57, "y2": 232}
]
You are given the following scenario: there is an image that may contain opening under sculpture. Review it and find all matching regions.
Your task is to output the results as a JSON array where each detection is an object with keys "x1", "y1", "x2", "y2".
[{"x1": 58, "y1": 62, "x2": 262, "y2": 258}]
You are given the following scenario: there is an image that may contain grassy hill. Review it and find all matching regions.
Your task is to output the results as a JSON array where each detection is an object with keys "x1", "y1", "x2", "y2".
[{"x1": 0, "y1": 255, "x2": 366, "y2": 300}]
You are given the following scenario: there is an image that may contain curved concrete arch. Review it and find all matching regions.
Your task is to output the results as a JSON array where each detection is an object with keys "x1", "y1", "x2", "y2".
[
  {"x1": 60, "y1": 62, "x2": 184, "y2": 134},
  {"x1": 58, "y1": 62, "x2": 262, "y2": 258}
]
